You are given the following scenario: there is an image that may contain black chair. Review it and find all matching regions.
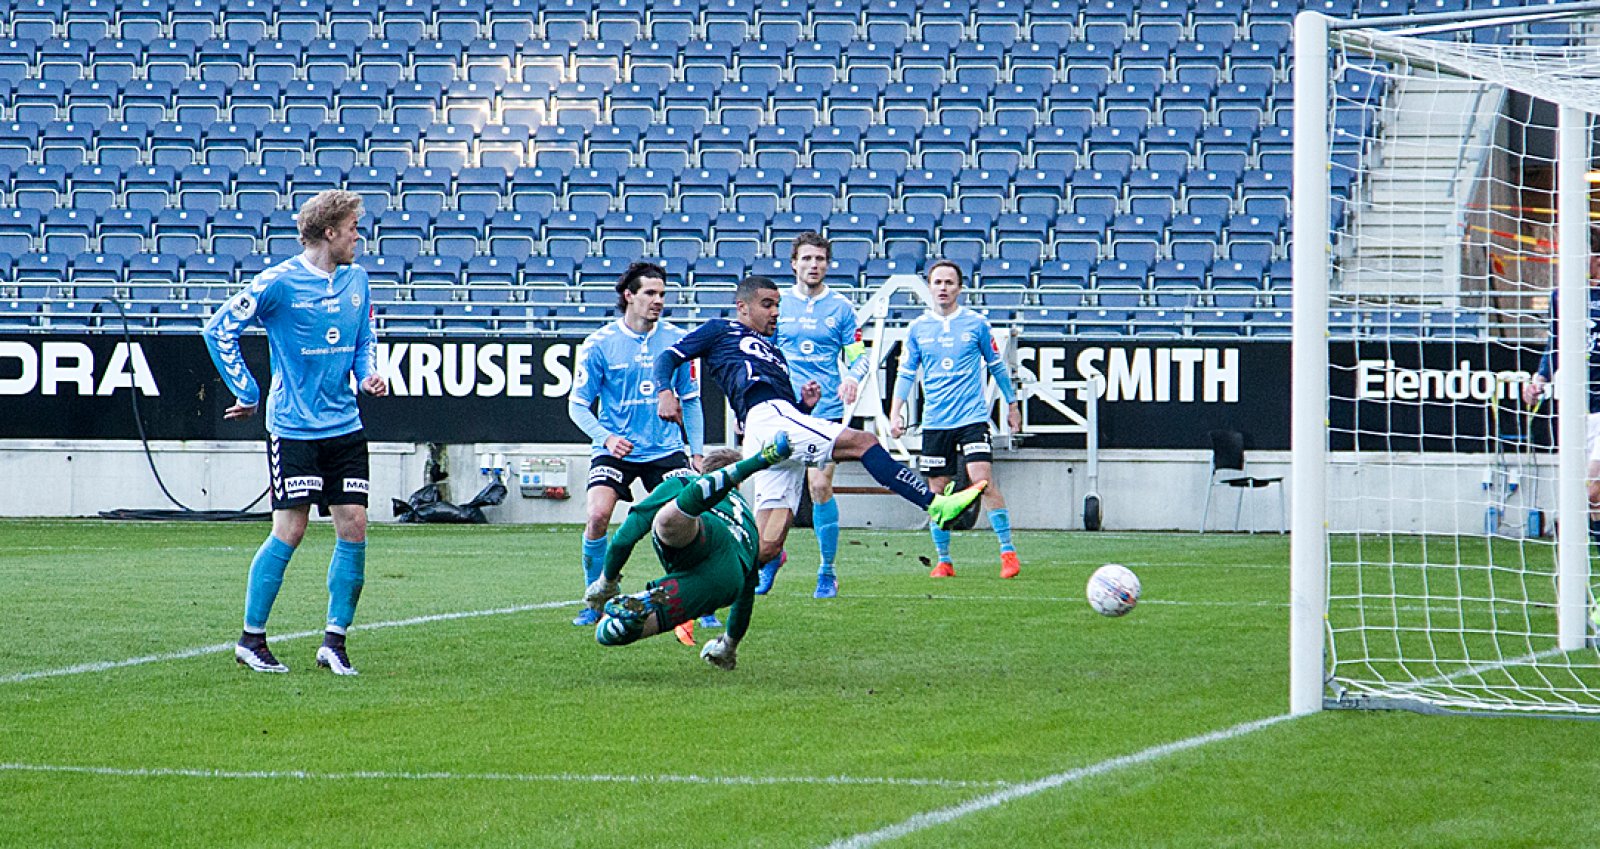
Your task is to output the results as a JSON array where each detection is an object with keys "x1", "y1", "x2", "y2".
[{"x1": 1200, "y1": 429, "x2": 1285, "y2": 532}]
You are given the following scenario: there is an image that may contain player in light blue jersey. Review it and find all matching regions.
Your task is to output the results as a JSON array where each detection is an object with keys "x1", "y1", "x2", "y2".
[
  {"x1": 771, "y1": 233, "x2": 870, "y2": 599},
  {"x1": 203, "y1": 190, "x2": 387, "y2": 675},
  {"x1": 568, "y1": 262, "x2": 712, "y2": 631},
  {"x1": 890, "y1": 260, "x2": 1023, "y2": 580}
]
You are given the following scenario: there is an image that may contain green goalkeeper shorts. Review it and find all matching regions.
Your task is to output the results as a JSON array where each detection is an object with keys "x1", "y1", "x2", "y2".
[{"x1": 648, "y1": 517, "x2": 752, "y2": 628}]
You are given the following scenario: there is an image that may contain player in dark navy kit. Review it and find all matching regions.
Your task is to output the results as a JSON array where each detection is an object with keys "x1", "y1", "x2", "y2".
[
  {"x1": 204, "y1": 189, "x2": 386, "y2": 676},
  {"x1": 1524, "y1": 236, "x2": 1600, "y2": 604},
  {"x1": 653, "y1": 275, "x2": 986, "y2": 586}
]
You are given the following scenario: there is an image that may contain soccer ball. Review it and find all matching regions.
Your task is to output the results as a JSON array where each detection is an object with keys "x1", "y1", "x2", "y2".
[{"x1": 1086, "y1": 564, "x2": 1141, "y2": 617}]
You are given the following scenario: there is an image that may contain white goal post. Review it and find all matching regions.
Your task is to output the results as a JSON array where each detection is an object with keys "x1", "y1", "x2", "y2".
[{"x1": 1293, "y1": 2, "x2": 1600, "y2": 717}]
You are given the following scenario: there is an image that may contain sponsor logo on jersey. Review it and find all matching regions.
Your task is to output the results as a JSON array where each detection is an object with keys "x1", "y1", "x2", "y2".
[
  {"x1": 640, "y1": 379, "x2": 655, "y2": 396},
  {"x1": 940, "y1": 357, "x2": 954, "y2": 370},
  {"x1": 739, "y1": 335, "x2": 780, "y2": 364},
  {"x1": 326, "y1": 327, "x2": 341, "y2": 345},
  {"x1": 229, "y1": 293, "x2": 256, "y2": 320},
  {"x1": 799, "y1": 340, "x2": 815, "y2": 356}
]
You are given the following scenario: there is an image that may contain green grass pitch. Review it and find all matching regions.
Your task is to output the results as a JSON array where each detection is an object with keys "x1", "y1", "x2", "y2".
[{"x1": 2, "y1": 519, "x2": 1599, "y2": 847}]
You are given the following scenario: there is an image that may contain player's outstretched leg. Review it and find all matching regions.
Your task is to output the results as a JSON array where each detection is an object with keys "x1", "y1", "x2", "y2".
[
  {"x1": 674, "y1": 433, "x2": 791, "y2": 517},
  {"x1": 596, "y1": 585, "x2": 670, "y2": 646},
  {"x1": 845, "y1": 436, "x2": 987, "y2": 531},
  {"x1": 927, "y1": 480, "x2": 988, "y2": 530}
]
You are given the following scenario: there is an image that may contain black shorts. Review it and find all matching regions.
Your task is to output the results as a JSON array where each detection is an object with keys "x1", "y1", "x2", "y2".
[
  {"x1": 268, "y1": 430, "x2": 370, "y2": 510},
  {"x1": 918, "y1": 422, "x2": 993, "y2": 479},
  {"x1": 587, "y1": 452, "x2": 693, "y2": 501}
]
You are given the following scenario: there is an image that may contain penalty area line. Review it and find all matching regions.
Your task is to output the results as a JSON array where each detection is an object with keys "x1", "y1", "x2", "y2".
[
  {"x1": 0, "y1": 600, "x2": 575, "y2": 686},
  {"x1": 0, "y1": 762, "x2": 1011, "y2": 791},
  {"x1": 821, "y1": 714, "x2": 1297, "y2": 849}
]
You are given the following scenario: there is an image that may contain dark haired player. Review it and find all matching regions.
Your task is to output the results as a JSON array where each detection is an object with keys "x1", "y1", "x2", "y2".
[
  {"x1": 567, "y1": 262, "x2": 710, "y2": 627},
  {"x1": 653, "y1": 276, "x2": 987, "y2": 594}
]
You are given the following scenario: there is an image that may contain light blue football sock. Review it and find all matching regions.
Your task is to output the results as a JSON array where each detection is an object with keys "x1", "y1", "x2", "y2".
[
  {"x1": 325, "y1": 538, "x2": 366, "y2": 632},
  {"x1": 930, "y1": 526, "x2": 952, "y2": 562},
  {"x1": 814, "y1": 497, "x2": 839, "y2": 578},
  {"x1": 582, "y1": 534, "x2": 608, "y2": 588},
  {"x1": 989, "y1": 508, "x2": 1015, "y2": 554},
  {"x1": 244, "y1": 535, "x2": 295, "y2": 632}
]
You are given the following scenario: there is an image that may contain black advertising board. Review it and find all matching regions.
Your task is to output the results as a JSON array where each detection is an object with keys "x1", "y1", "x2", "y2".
[{"x1": 0, "y1": 334, "x2": 1549, "y2": 452}]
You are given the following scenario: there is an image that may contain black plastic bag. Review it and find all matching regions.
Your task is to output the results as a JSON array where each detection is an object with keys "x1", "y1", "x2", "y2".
[{"x1": 392, "y1": 479, "x2": 506, "y2": 524}]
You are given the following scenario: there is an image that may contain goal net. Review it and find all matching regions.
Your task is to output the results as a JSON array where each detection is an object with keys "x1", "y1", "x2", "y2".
[{"x1": 1292, "y1": 5, "x2": 1600, "y2": 717}]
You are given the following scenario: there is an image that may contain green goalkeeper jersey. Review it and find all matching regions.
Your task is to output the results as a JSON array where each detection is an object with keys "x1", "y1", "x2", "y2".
[{"x1": 601, "y1": 476, "x2": 760, "y2": 638}]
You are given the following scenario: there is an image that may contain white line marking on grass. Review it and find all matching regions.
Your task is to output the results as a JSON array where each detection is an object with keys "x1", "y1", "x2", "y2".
[
  {"x1": 821, "y1": 714, "x2": 1296, "y2": 849},
  {"x1": 0, "y1": 762, "x2": 1010, "y2": 790},
  {"x1": 847, "y1": 592, "x2": 1284, "y2": 608},
  {"x1": 0, "y1": 600, "x2": 575, "y2": 685}
]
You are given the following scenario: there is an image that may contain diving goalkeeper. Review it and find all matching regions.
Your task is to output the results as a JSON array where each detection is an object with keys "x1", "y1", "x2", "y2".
[{"x1": 583, "y1": 435, "x2": 792, "y2": 670}]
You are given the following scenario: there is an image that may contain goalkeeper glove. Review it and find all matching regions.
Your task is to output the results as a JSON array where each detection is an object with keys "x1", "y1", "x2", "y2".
[
  {"x1": 700, "y1": 635, "x2": 739, "y2": 671},
  {"x1": 584, "y1": 577, "x2": 621, "y2": 611}
]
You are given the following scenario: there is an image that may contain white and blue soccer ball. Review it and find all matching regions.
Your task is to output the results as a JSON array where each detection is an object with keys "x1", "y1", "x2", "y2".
[{"x1": 1087, "y1": 564, "x2": 1141, "y2": 617}]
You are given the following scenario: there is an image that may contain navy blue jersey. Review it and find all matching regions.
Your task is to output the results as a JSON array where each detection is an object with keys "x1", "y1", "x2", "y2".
[
  {"x1": 656, "y1": 318, "x2": 794, "y2": 423},
  {"x1": 1535, "y1": 290, "x2": 1600, "y2": 409}
]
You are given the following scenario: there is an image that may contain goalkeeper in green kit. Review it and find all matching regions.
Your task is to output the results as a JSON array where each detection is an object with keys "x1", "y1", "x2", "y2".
[{"x1": 583, "y1": 434, "x2": 792, "y2": 670}]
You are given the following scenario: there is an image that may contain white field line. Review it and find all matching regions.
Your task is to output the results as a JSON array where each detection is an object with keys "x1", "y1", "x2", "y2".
[
  {"x1": 0, "y1": 762, "x2": 1008, "y2": 790},
  {"x1": 0, "y1": 600, "x2": 574, "y2": 685},
  {"x1": 820, "y1": 714, "x2": 1297, "y2": 849},
  {"x1": 845, "y1": 592, "x2": 1533, "y2": 615}
]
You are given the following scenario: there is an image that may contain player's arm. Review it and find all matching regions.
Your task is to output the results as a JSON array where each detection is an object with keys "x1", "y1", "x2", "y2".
[
  {"x1": 888, "y1": 327, "x2": 923, "y2": 437},
  {"x1": 977, "y1": 321, "x2": 1021, "y2": 430},
  {"x1": 353, "y1": 270, "x2": 387, "y2": 397},
  {"x1": 599, "y1": 503, "x2": 653, "y2": 583},
  {"x1": 1526, "y1": 302, "x2": 1556, "y2": 406},
  {"x1": 675, "y1": 360, "x2": 705, "y2": 457},
  {"x1": 203, "y1": 275, "x2": 278, "y2": 418},
  {"x1": 724, "y1": 566, "x2": 756, "y2": 642},
  {"x1": 567, "y1": 343, "x2": 617, "y2": 447},
  {"x1": 654, "y1": 324, "x2": 714, "y2": 421},
  {"x1": 839, "y1": 311, "x2": 869, "y2": 403},
  {"x1": 702, "y1": 566, "x2": 756, "y2": 669}
]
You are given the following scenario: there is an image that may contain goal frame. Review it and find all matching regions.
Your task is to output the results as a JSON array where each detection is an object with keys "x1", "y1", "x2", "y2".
[{"x1": 1290, "y1": 3, "x2": 1599, "y2": 716}]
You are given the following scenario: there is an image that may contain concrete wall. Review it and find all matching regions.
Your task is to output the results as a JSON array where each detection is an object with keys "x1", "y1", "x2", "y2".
[
  {"x1": 4, "y1": 439, "x2": 1558, "y2": 537},
  {"x1": 1, "y1": 439, "x2": 1301, "y2": 532}
]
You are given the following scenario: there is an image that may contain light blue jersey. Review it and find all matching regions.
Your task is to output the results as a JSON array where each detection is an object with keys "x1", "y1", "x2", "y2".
[
  {"x1": 204, "y1": 255, "x2": 377, "y2": 440},
  {"x1": 774, "y1": 285, "x2": 869, "y2": 421},
  {"x1": 569, "y1": 319, "x2": 704, "y2": 461},
  {"x1": 894, "y1": 306, "x2": 1017, "y2": 431}
]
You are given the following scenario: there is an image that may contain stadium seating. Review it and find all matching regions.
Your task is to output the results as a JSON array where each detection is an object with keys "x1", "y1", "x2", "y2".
[{"x1": 0, "y1": 0, "x2": 1447, "y2": 340}]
